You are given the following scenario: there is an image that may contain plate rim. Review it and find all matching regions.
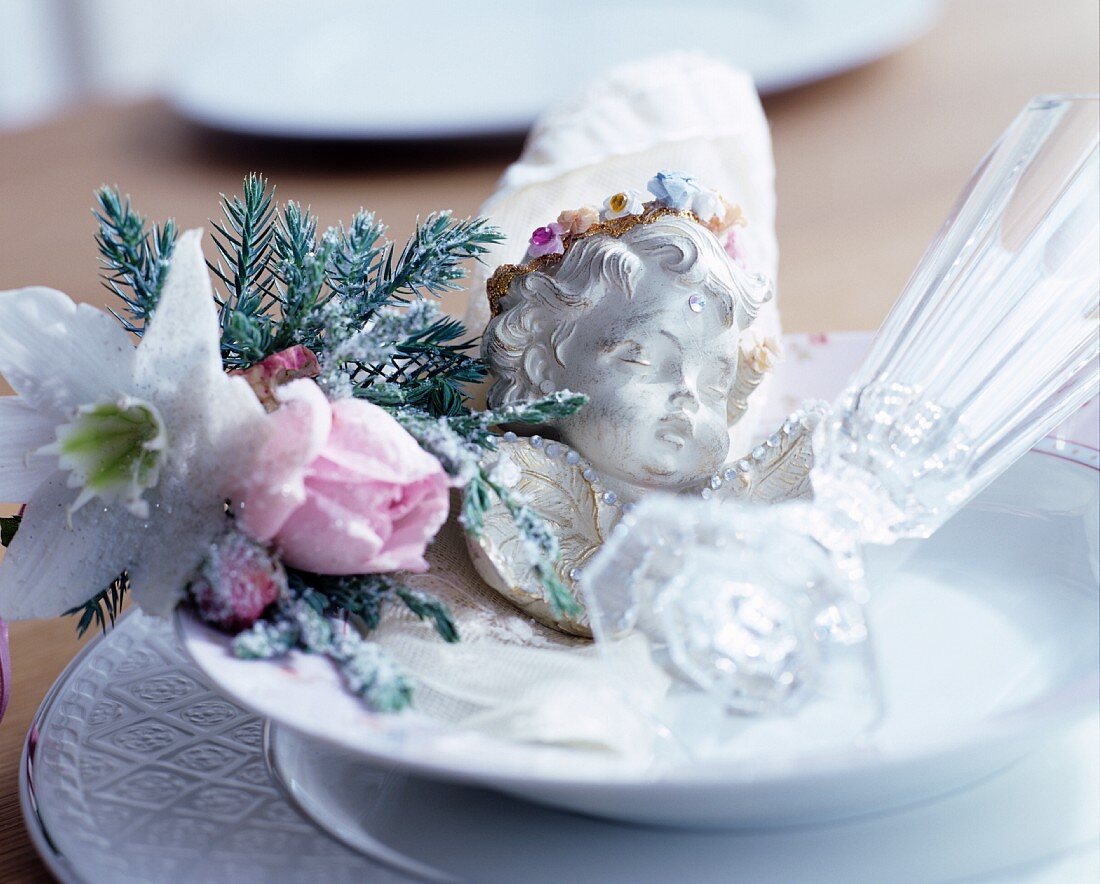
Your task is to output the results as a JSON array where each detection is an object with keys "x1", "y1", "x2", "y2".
[{"x1": 19, "y1": 617, "x2": 120, "y2": 884}]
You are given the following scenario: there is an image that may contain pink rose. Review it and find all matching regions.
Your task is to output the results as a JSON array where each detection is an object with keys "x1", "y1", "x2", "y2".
[{"x1": 232, "y1": 380, "x2": 449, "y2": 574}]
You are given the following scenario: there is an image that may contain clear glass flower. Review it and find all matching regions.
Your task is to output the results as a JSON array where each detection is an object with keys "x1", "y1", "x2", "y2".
[{"x1": 583, "y1": 496, "x2": 876, "y2": 720}]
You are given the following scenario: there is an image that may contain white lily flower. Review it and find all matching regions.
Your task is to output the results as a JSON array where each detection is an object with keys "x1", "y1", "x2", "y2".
[{"x1": 0, "y1": 229, "x2": 267, "y2": 619}]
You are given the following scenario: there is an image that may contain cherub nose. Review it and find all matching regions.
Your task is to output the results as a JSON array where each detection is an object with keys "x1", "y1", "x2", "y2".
[{"x1": 668, "y1": 386, "x2": 699, "y2": 413}]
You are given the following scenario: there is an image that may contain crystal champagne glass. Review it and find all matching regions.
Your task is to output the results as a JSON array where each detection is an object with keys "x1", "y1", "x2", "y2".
[{"x1": 581, "y1": 95, "x2": 1100, "y2": 717}]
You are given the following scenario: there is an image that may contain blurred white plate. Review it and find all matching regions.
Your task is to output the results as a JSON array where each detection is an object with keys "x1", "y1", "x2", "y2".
[
  {"x1": 178, "y1": 331, "x2": 1100, "y2": 828},
  {"x1": 167, "y1": 0, "x2": 939, "y2": 140}
]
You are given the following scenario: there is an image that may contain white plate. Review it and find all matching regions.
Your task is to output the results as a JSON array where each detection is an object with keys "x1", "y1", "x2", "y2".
[
  {"x1": 179, "y1": 331, "x2": 1100, "y2": 827},
  {"x1": 167, "y1": 0, "x2": 940, "y2": 140},
  {"x1": 20, "y1": 610, "x2": 1100, "y2": 883}
]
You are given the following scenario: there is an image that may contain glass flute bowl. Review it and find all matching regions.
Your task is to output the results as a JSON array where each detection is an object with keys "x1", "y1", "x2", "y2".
[{"x1": 582, "y1": 95, "x2": 1100, "y2": 721}]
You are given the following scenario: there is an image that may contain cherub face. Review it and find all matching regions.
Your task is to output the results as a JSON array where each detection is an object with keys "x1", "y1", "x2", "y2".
[{"x1": 551, "y1": 265, "x2": 740, "y2": 490}]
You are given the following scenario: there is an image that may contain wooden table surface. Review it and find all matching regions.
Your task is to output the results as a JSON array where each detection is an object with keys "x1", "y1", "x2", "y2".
[{"x1": 0, "y1": 0, "x2": 1096, "y2": 879}]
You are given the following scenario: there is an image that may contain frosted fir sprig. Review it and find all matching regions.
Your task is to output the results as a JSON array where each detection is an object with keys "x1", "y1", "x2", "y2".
[
  {"x1": 395, "y1": 391, "x2": 587, "y2": 618},
  {"x1": 232, "y1": 595, "x2": 414, "y2": 712},
  {"x1": 64, "y1": 574, "x2": 129, "y2": 638},
  {"x1": 100, "y1": 176, "x2": 502, "y2": 416},
  {"x1": 93, "y1": 187, "x2": 178, "y2": 335},
  {"x1": 210, "y1": 173, "x2": 280, "y2": 368},
  {"x1": 463, "y1": 468, "x2": 580, "y2": 618},
  {"x1": 228, "y1": 571, "x2": 450, "y2": 712},
  {"x1": 319, "y1": 299, "x2": 486, "y2": 415}
]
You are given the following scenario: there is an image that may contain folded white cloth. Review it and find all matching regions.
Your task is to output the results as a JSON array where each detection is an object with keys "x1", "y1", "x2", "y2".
[{"x1": 373, "y1": 516, "x2": 670, "y2": 757}]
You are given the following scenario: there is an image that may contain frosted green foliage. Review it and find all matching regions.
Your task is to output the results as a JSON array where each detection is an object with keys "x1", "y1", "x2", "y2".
[
  {"x1": 397, "y1": 410, "x2": 485, "y2": 485},
  {"x1": 94, "y1": 187, "x2": 177, "y2": 335},
  {"x1": 331, "y1": 632, "x2": 413, "y2": 712},
  {"x1": 467, "y1": 470, "x2": 579, "y2": 619},
  {"x1": 289, "y1": 598, "x2": 335, "y2": 651},
  {"x1": 64, "y1": 575, "x2": 129, "y2": 638},
  {"x1": 232, "y1": 618, "x2": 299, "y2": 659},
  {"x1": 228, "y1": 586, "x2": 421, "y2": 712}
]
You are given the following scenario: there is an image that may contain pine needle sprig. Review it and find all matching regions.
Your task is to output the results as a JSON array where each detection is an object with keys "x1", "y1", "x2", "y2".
[
  {"x1": 210, "y1": 174, "x2": 279, "y2": 367},
  {"x1": 326, "y1": 211, "x2": 389, "y2": 320},
  {"x1": 94, "y1": 186, "x2": 177, "y2": 335},
  {"x1": 354, "y1": 313, "x2": 487, "y2": 416},
  {"x1": 467, "y1": 468, "x2": 582, "y2": 618},
  {"x1": 269, "y1": 201, "x2": 332, "y2": 353},
  {"x1": 396, "y1": 390, "x2": 589, "y2": 619},
  {"x1": 230, "y1": 593, "x2": 415, "y2": 711},
  {"x1": 64, "y1": 574, "x2": 129, "y2": 638},
  {"x1": 376, "y1": 212, "x2": 504, "y2": 303},
  {"x1": 288, "y1": 569, "x2": 458, "y2": 643}
]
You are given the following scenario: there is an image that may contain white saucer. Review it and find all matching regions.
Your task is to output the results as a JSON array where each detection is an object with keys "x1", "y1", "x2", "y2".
[
  {"x1": 268, "y1": 718, "x2": 1100, "y2": 884},
  {"x1": 166, "y1": 1, "x2": 940, "y2": 140},
  {"x1": 19, "y1": 611, "x2": 1100, "y2": 883},
  {"x1": 179, "y1": 332, "x2": 1100, "y2": 828}
]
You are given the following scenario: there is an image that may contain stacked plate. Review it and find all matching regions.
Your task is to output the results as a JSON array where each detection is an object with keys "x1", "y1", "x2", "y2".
[{"x1": 21, "y1": 333, "x2": 1100, "y2": 882}]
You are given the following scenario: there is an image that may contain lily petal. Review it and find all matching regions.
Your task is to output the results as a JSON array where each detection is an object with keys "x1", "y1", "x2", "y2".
[
  {"x1": 126, "y1": 482, "x2": 230, "y2": 616},
  {"x1": 0, "y1": 472, "x2": 134, "y2": 619},
  {"x1": 0, "y1": 397, "x2": 57, "y2": 502},
  {"x1": 133, "y1": 229, "x2": 224, "y2": 401},
  {"x1": 133, "y1": 226, "x2": 268, "y2": 486},
  {"x1": 0, "y1": 287, "x2": 136, "y2": 417}
]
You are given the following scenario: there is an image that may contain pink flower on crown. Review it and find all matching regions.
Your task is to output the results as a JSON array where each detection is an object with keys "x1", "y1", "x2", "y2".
[
  {"x1": 705, "y1": 196, "x2": 747, "y2": 236},
  {"x1": 527, "y1": 222, "x2": 566, "y2": 259},
  {"x1": 725, "y1": 227, "x2": 747, "y2": 267},
  {"x1": 557, "y1": 206, "x2": 599, "y2": 236}
]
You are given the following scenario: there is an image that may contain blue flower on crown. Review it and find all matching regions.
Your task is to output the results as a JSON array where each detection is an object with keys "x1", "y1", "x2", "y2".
[{"x1": 647, "y1": 170, "x2": 702, "y2": 210}]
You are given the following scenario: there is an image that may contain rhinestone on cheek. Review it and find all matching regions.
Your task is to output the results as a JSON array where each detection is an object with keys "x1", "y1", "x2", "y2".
[{"x1": 688, "y1": 293, "x2": 706, "y2": 313}]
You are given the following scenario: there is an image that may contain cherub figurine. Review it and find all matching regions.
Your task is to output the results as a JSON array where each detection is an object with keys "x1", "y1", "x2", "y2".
[{"x1": 468, "y1": 173, "x2": 821, "y2": 635}]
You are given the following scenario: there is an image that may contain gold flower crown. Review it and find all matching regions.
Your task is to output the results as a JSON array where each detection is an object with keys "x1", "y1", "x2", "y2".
[{"x1": 486, "y1": 173, "x2": 747, "y2": 318}]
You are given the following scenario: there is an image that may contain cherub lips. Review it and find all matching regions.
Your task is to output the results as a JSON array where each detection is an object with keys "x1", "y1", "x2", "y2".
[{"x1": 656, "y1": 414, "x2": 692, "y2": 449}]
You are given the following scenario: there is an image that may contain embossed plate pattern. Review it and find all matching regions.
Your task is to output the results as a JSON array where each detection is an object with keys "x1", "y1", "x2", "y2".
[{"x1": 19, "y1": 613, "x2": 404, "y2": 883}]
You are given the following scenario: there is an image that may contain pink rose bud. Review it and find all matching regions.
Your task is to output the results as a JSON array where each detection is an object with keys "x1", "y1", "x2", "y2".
[
  {"x1": 232, "y1": 345, "x2": 321, "y2": 411},
  {"x1": 191, "y1": 530, "x2": 286, "y2": 631},
  {"x1": 230, "y1": 379, "x2": 450, "y2": 575}
]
